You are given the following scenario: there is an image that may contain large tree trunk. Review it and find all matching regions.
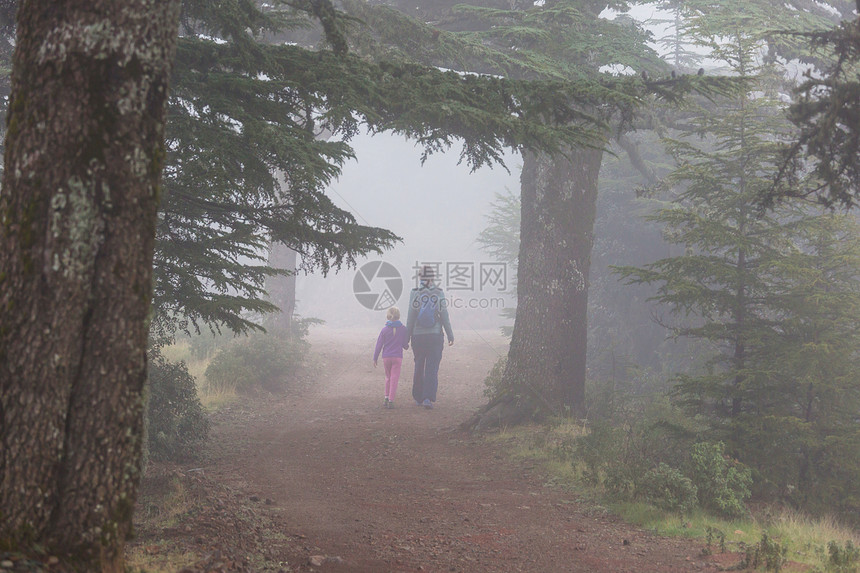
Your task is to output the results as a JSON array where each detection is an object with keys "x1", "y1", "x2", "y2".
[
  {"x1": 468, "y1": 146, "x2": 603, "y2": 431},
  {"x1": 0, "y1": 1, "x2": 180, "y2": 569}
]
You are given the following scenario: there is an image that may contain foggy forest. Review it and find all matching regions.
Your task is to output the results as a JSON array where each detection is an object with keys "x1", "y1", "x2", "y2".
[{"x1": 2, "y1": 0, "x2": 860, "y2": 571}]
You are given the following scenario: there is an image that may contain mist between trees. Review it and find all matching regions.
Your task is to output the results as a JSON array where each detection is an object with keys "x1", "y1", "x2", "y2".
[{"x1": 2, "y1": 0, "x2": 860, "y2": 569}]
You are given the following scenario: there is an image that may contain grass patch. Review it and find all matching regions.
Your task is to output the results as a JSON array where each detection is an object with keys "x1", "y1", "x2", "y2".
[
  {"x1": 160, "y1": 340, "x2": 236, "y2": 411},
  {"x1": 197, "y1": 378, "x2": 239, "y2": 411},
  {"x1": 136, "y1": 473, "x2": 193, "y2": 529},
  {"x1": 765, "y1": 510, "x2": 860, "y2": 570},
  {"x1": 161, "y1": 341, "x2": 207, "y2": 380},
  {"x1": 125, "y1": 544, "x2": 199, "y2": 573},
  {"x1": 768, "y1": 510, "x2": 859, "y2": 548},
  {"x1": 486, "y1": 420, "x2": 587, "y2": 458},
  {"x1": 127, "y1": 473, "x2": 200, "y2": 572}
]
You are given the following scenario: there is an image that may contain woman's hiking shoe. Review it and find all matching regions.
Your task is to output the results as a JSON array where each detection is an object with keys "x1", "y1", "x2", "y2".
[
  {"x1": 422, "y1": 399, "x2": 433, "y2": 409},
  {"x1": 386, "y1": 401, "x2": 394, "y2": 409},
  {"x1": 383, "y1": 398, "x2": 390, "y2": 408}
]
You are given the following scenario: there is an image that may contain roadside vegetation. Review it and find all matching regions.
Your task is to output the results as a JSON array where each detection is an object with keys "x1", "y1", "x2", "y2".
[
  {"x1": 482, "y1": 370, "x2": 860, "y2": 572},
  {"x1": 469, "y1": 4, "x2": 860, "y2": 560},
  {"x1": 485, "y1": 419, "x2": 860, "y2": 572},
  {"x1": 132, "y1": 320, "x2": 318, "y2": 571},
  {"x1": 144, "y1": 318, "x2": 318, "y2": 463}
]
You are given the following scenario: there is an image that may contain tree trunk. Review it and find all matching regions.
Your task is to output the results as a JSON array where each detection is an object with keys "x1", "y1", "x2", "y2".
[
  {"x1": 0, "y1": 1, "x2": 180, "y2": 569},
  {"x1": 468, "y1": 146, "x2": 603, "y2": 431},
  {"x1": 266, "y1": 243, "x2": 298, "y2": 335}
]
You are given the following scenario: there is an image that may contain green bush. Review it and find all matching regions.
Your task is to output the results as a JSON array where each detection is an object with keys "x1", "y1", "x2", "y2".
[
  {"x1": 820, "y1": 540, "x2": 860, "y2": 573},
  {"x1": 204, "y1": 331, "x2": 307, "y2": 393},
  {"x1": 575, "y1": 421, "x2": 624, "y2": 485},
  {"x1": 146, "y1": 353, "x2": 210, "y2": 461},
  {"x1": 689, "y1": 441, "x2": 752, "y2": 519},
  {"x1": 604, "y1": 464, "x2": 638, "y2": 499},
  {"x1": 637, "y1": 462, "x2": 698, "y2": 514},
  {"x1": 574, "y1": 421, "x2": 647, "y2": 499},
  {"x1": 740, "y1": 534, "x2": 787, "y2": 573}
]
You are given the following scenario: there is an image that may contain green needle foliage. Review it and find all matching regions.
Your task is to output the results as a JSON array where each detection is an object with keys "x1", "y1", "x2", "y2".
[
  {"x1": 615, "y1": 13, "x2": 860, "y2": 519},
  {"x1": 776, "y1": 11, "x2": 860, "y2": 208},
  {"x1": 476, "y1": 189, "x2": 520, "y2": 335},
  {"x1": 340, "y1": 0, "x2": 740, "y2": 120},
  {"x1": 154, "y1": 0, "x2": 640, "y2": 339}
]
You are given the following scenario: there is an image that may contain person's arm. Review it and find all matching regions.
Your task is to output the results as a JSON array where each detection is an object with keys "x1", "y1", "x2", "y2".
[
  {"x1": 405, "y1": 290, "x2": 417, "y2": 345},
  {"x1": 440, "y1": 290, "x2": 454, "y2": 344},
  {"x1": 373, "y1": 328, "x2": 385, "y2": 363},
  {"x1": 398, "y1": 325, "x2": 409, "y2": 350}
]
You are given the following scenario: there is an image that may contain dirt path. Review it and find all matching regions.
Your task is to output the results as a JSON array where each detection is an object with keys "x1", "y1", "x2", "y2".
[{"x1": 199, "y1": 328, "x2": 730, "y2": 572}]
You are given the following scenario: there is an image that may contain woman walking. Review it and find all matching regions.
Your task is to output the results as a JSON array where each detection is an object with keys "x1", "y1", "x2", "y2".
[{"x1": 406, "y1": 266, "x2": 454, "y2": 409}]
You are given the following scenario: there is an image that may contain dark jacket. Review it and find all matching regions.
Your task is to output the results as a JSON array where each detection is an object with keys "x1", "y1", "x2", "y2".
[{"x1": 406, "y1": 283, "x2": 454, "y2": 342}]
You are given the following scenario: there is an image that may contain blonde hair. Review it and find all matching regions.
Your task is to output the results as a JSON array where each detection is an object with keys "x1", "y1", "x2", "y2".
[{"x1": 387, "y1": 306, "x2": 400, "y2": 321}]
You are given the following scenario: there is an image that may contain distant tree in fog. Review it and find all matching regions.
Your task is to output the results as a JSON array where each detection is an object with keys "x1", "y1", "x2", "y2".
[{"x1": 477, "y1": 189, "x2": 520, "y2": 336}]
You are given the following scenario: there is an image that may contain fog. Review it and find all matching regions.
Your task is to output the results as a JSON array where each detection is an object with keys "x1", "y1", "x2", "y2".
[{"x1": 295, "y1": 131, "x2": 518, "y2": 331}]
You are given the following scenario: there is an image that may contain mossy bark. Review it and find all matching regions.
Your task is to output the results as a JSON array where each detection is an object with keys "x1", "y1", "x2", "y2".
[{"x1": 0, "y1": 1, "x2": 180, "y2": 570}]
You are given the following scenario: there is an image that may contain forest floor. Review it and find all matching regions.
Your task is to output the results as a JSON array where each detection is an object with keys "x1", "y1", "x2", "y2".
[{"x1": 127, "y1": 328, "x2": 766, "y2": 573}]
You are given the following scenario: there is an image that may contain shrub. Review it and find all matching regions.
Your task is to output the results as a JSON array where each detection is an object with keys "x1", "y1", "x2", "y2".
[
  {"x1": 821, "y1": 540, "x2": 860, "y2": 573},
  {"x1": 146, "y1": 353, "x2": 210, "y2": 461},
  {"x1": 204, "y1": 331, "x2": 307, "y2": 394},
  {"x1": 574, "y1": 420, "x2": 647, "y2": 499},
  {"x1": 289, "y1": 316, "x2": 324, "y2": 339},
  {"x1": 575, "y1": 421, "x2": 624, "y2": 485},
  {"x1": 740, "y1": 534, "x2": 787, "y2": 573},
  {"x1": 604, "y1": 464, "x2": 638, "y2": 499},
  {"x1": 637, "y1": 462, "x2": 698, "y2": 514},
  {"x1": 689, "y1": 441, "x2": 752, "y2": 519},
  {"x1": 703, "y1": 526, "x2": 726, "y2": 555}
]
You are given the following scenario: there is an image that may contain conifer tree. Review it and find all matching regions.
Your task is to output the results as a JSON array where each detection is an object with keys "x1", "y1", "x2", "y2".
[
  {"x1": 616, "y1": 7, "x2": 860, "y2": 515},
  {"x1": 737, "y1": 213, "x2": 860, "y2": 514},
  {"x1": 476, "y1": 189, "x2": 520, "y2": 337},
  {"x1": 155, "y1": 0, "x2": 627, "y2": 339},
  {"x1": 342, "y1": 0, "x2": 683, "y2": 424},
  {"x1": 774, "y1": 2, "x2": 860, "y2": 207}
]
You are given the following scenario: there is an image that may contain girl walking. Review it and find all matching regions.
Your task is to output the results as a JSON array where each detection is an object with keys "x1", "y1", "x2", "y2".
[{"x1": 373, "y1": 306, "x2": 409, "y2": 409}]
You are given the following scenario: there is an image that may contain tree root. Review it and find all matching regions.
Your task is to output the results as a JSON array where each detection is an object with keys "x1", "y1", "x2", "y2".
[{"x1": 460, "y1": 394, "x2": 531, "y2": 433}]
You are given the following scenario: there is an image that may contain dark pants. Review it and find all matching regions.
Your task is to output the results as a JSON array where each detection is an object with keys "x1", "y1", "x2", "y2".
[{"x1": 411, "y1": 333, "x2": 444, "y2": 403}]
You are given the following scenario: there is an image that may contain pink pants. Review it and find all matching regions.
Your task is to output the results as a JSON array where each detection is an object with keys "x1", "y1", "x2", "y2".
[{"x1": 383, "y1": 357, "x2": 402, "y2": 401}]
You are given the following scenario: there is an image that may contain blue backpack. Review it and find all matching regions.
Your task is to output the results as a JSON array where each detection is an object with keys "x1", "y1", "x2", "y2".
[{"x1": 416, "y1": 292, "x2": 441, "y2": 328}]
